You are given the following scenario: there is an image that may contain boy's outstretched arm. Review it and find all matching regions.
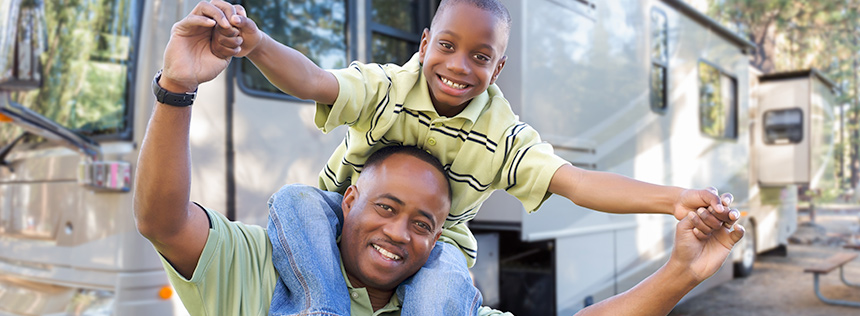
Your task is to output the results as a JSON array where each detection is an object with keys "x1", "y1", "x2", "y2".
[
  {"x1": 209, "y1": 0, "x2": 338, "y2": 104},
  {"x1": 574, "y1": 208, "x2": 745, "y2": 316},
  {"x1": 548, "y1": 164, "x2": 738, "y2": 222}
]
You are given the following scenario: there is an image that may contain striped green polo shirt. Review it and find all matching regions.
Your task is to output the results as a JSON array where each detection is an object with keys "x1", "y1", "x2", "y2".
[{"x1": 316, "y1": 53, "x2": 568, "y2": 267}]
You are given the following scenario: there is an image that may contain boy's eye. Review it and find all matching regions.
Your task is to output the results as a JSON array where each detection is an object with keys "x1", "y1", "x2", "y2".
[
  {"x1": 440, "y1": 42, "x2": 453, "y2": 50},
  {"x1": 474, "y1": 54, "x2": 491, "y2": 63}
]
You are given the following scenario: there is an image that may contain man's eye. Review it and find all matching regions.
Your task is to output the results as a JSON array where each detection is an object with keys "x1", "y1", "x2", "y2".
[
  {"x1": 416, "y1": 221, "x2": 432, "y2": 232},
  {"x1": 377, "y1": 204, "x2": 393, "y2": 212}
]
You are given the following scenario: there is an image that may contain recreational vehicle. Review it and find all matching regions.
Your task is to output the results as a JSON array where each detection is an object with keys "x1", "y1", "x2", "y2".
[{"x1": 0, "y1": 0, "x2": 835, "y2": 315}]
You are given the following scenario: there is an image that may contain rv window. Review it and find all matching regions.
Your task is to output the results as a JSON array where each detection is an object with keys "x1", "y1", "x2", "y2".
[
  {"x1": 368, "y1": 0, "x2": 427, "y2": 65},
  {"x1": 763, "y1": 108, "x2": 803, "y2": 144},
  {"x1": 698, "y1": 61, "x2": 738, "y2": 139},
  {"x1": 0, "y1": 0, "x2": 141, "y2": 143},
  {"x1": 650, "y1": 8, "x2": 668, "y2": 112},
  {"x1": 238, "y1": 0, "x2": 348, "y2": 96}
]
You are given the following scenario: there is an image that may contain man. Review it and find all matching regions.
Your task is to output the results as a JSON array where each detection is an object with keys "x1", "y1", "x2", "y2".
[{"x1": 133, "y1": 2, "x2": 745, "y2": 315}]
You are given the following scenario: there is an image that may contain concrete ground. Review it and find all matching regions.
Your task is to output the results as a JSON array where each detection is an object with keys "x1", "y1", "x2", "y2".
[{"x1": 669, "y1": 207, "x2": 860, "y2": 316}]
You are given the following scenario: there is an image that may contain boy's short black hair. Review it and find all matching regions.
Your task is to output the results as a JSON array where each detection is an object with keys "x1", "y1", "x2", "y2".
[
  {"x1": 364, "y1": 146, "x2": 452, "y2": 202},
  {"x1": 432, "y1": 0, "x2": 512, "y2": 35}
]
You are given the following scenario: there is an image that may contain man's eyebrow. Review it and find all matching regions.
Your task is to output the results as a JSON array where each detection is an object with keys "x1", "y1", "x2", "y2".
[{"x1": 380, "y1": 193, "x2": 405, "y2": 206}]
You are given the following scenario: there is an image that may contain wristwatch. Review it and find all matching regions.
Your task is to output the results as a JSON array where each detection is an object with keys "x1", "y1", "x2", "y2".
[{"x1": 152, "y1": 70, "x2": 197, "y2": 107}]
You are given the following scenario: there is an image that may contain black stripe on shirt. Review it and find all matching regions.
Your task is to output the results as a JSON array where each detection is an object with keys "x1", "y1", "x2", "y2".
[{"x1": 505, "y1": 143, "x2": 540, "y2": 191}]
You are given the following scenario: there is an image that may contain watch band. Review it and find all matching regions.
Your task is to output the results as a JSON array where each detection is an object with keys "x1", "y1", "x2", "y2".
[{"x1": 152, "y1": 70, "x2": 197, "y2": 107}]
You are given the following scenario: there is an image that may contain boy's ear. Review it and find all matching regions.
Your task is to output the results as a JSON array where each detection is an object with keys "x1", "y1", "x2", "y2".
[
  {"x1": 342, "y1": 185, "x2": 358, "y2": 217},
  {"x1": 418, "y1": 28, "x2": 430, "y2": 63},
  {"x1": 490, "y1": 55, "x2": 507, "y2": 85}
]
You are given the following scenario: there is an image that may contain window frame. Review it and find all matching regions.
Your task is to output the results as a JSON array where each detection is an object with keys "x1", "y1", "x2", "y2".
[
  {"x1": 697, "y1": 59, "x2": 739, "y2": 140},
  {"x1": 234, "y1": 0, "x2": 357, "y2": 102},
  {"x1": 649, "y1": 7, "x2": 669, "y2": 114}
]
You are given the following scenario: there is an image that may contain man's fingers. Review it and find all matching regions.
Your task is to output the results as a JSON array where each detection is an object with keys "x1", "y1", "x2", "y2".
[
  {"x1": 209, "y1": 0, "x2": 237, "y2": 28},
  {"x1": 178, "y1": 14, "x2": 218, "y2": 30},
  {"x1": 191, "y1": 1, "x2": 230, "y2": 29},
  {"x1": 234, "y1": 4, "x2": 247, "y2": 17},
  {"x1": 730, "y1": 224, "x2": 745, "y2": 244}
]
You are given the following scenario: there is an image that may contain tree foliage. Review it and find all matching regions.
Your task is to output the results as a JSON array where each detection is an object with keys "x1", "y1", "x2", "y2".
[{"x1": 700, "y1": 0, "x2": 860, "y2": 189}]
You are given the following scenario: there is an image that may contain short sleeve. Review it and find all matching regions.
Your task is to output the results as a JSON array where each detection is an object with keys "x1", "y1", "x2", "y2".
[
  {"x1": 315, "y1": 62, "x2": 394, "y2": 133},
  {"x1": 498, "y1": 124, "x2": 569, "y2": 213},
  {"x1": 159, "y1": 207, "x2": 277, "y2": 315}
]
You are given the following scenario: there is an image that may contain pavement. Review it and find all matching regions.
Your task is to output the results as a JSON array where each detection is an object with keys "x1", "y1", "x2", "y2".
[{"x1": 669, "y1": 206, "x2": 860, "y2": 316}]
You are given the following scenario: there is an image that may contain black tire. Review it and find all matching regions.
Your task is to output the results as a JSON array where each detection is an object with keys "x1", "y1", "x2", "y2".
[{"x1": 733, "y1": 221, "x2": 756, "y2": 278}]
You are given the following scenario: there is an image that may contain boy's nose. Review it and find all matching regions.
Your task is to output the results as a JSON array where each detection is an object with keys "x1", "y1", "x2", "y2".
[{"x1": 446, "y1": 54, "x2": 469, "y2": 75}]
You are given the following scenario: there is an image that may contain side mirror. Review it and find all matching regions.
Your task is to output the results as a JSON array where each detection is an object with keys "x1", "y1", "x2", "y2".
[{"x1": 0, "y1": 0, "x2": 46, "y2": 90}]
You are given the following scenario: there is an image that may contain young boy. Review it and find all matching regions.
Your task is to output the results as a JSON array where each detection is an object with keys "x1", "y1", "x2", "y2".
[{"x1": 209, "y1": 0, "x2": 739, "y2": 314}]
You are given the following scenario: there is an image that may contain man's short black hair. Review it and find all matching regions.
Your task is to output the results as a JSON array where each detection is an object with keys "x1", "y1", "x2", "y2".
[
  {"x1": 364, "y1": 146, "x2": 452, "y2": 202},
  {"x1": 432, "y1": 0, "x2": 512, "y2": 35}
]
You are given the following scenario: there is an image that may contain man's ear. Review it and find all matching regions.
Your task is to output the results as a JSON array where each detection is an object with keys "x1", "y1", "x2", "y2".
[
  {"x1": 418, "y1": 28, "x2": 430, "y2": 63},
  {"x1": 342, "y1": 185, "x2": 358, "y2": 217},
  {"x1": 490, "y1": 55, "x2": 507, "y2": 85}
]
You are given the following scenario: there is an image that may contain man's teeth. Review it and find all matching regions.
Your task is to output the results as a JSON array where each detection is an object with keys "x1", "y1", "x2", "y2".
[
  {"x1": 373, "y1": 244, "x2": 401, "y2": 260},
  {"x1": 441, "y1": 77, "x2": 466, "y2": 89}
]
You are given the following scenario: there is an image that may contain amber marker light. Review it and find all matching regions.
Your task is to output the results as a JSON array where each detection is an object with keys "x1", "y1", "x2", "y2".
[
  {"x1": 158, "y1": 286, "x2": 173, "y2": 300},
  {"x1": 0, "y1": 112, "x2": 12, "y2": 122}
]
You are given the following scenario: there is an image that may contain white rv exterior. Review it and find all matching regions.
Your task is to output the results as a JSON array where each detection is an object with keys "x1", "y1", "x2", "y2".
[{"x1": 0, "y1": 0, "x2": 834, "y2": 315}]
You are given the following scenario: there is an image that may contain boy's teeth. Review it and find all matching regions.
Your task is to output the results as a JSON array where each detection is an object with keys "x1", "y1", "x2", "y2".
[
  {"x1": 441, "y1": 77, "x2": 466, "y2": 89},
  {"x1": 373, "y1": 244, "x2": 401, "y2": 260}
]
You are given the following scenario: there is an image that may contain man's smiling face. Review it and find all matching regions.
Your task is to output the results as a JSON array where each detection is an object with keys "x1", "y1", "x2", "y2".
[
  {"x1": 419, "y1": 2, "x2": 508, "y2": 117},
  {"x1": 339, "y1": 153, "x2": 450, "y2": 290}
]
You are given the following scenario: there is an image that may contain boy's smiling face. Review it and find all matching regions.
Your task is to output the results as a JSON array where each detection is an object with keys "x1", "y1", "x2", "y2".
[{"x1": 419, "y1": 2, "x2": 508, "y2": 117}]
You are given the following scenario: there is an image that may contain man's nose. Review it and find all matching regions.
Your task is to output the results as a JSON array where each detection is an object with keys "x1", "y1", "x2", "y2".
[{"x1": 382, "y1": 219, "x2": 411, "y2": 244}]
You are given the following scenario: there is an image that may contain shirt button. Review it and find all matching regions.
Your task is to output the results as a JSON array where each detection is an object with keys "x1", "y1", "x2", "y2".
[
  {"x1": 351, "y1": 291, "x2": 359, "y2": 299},
  {"x1": 428, "y1": 138, "x2": 437, "y2": 146}
]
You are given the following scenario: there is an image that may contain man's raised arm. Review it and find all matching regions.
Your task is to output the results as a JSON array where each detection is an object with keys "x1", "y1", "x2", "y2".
[{"x1": 133, "y1": 2, "x2": 236, "y2": 279}]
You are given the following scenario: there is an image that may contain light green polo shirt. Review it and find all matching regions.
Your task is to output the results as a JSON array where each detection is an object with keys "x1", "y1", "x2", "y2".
[
  {"x1": 316, "y1": 53, "x2": 569, "y2": 267},
  {"x1": 159, "y1": 207, "x2": 400, "y2": 316}
]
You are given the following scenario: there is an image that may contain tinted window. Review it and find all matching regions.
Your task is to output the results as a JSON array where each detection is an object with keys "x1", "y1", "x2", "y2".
[
  {"x1": 763, "y1": 108, "x2": 803, "y2": 144},
  {"x1": 239, "y1": 0, "x2": 348, "y2": 95},
  {"x1": 698, "y1": 61, "x2": 738, "y2": 139},
  {"x1": 650, "y1": 8, "x2": 668, "y2": 112},
  {"x1": 368, "y1": 0, "x2": 426, "y2": 65},
  {"x1": 1, "y1": 0, "x2": 140, "y2": 144}
]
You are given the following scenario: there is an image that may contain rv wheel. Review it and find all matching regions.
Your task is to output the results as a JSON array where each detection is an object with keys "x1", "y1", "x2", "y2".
[{"x1": 733, "y1": 222, "x2": 756, "y2": 278}]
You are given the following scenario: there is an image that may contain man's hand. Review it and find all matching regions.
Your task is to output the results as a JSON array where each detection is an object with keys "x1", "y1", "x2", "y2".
[
  {"x1": 160, "y1": 1, "x2": 236, "y2": 93},
  {"x1": 674, "y1": 187, "x2": 737, "y2": 223},
  {"x1": 671, "y1": 205, "x2": 745, "y2": 283},
  {"x1": 209, "y1": 0, "x2": 265, "y2": 59}
]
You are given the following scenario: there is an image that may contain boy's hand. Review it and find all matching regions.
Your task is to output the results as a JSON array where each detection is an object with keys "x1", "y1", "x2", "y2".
[
  {"x1": 161, "y1": 1, "x2": 234, "y2": 92},
  {"x1": 674, "y1": 188, "x2": 737, "y2": 223},
  {"x1": 670, "y1": 209, "x2": 745, "y2": 283},
  {"x1": 209, "y1": 0, "x2": 264, "y2": 59}
]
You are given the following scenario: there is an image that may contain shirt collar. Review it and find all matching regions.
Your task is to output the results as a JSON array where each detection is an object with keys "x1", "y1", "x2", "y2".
[
  {"x1": 401, "y1": 54, "x2": 493, "y2": 125},
  {"x1": 339, "y1": 259, "x2": 402, "y2": 315}
]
